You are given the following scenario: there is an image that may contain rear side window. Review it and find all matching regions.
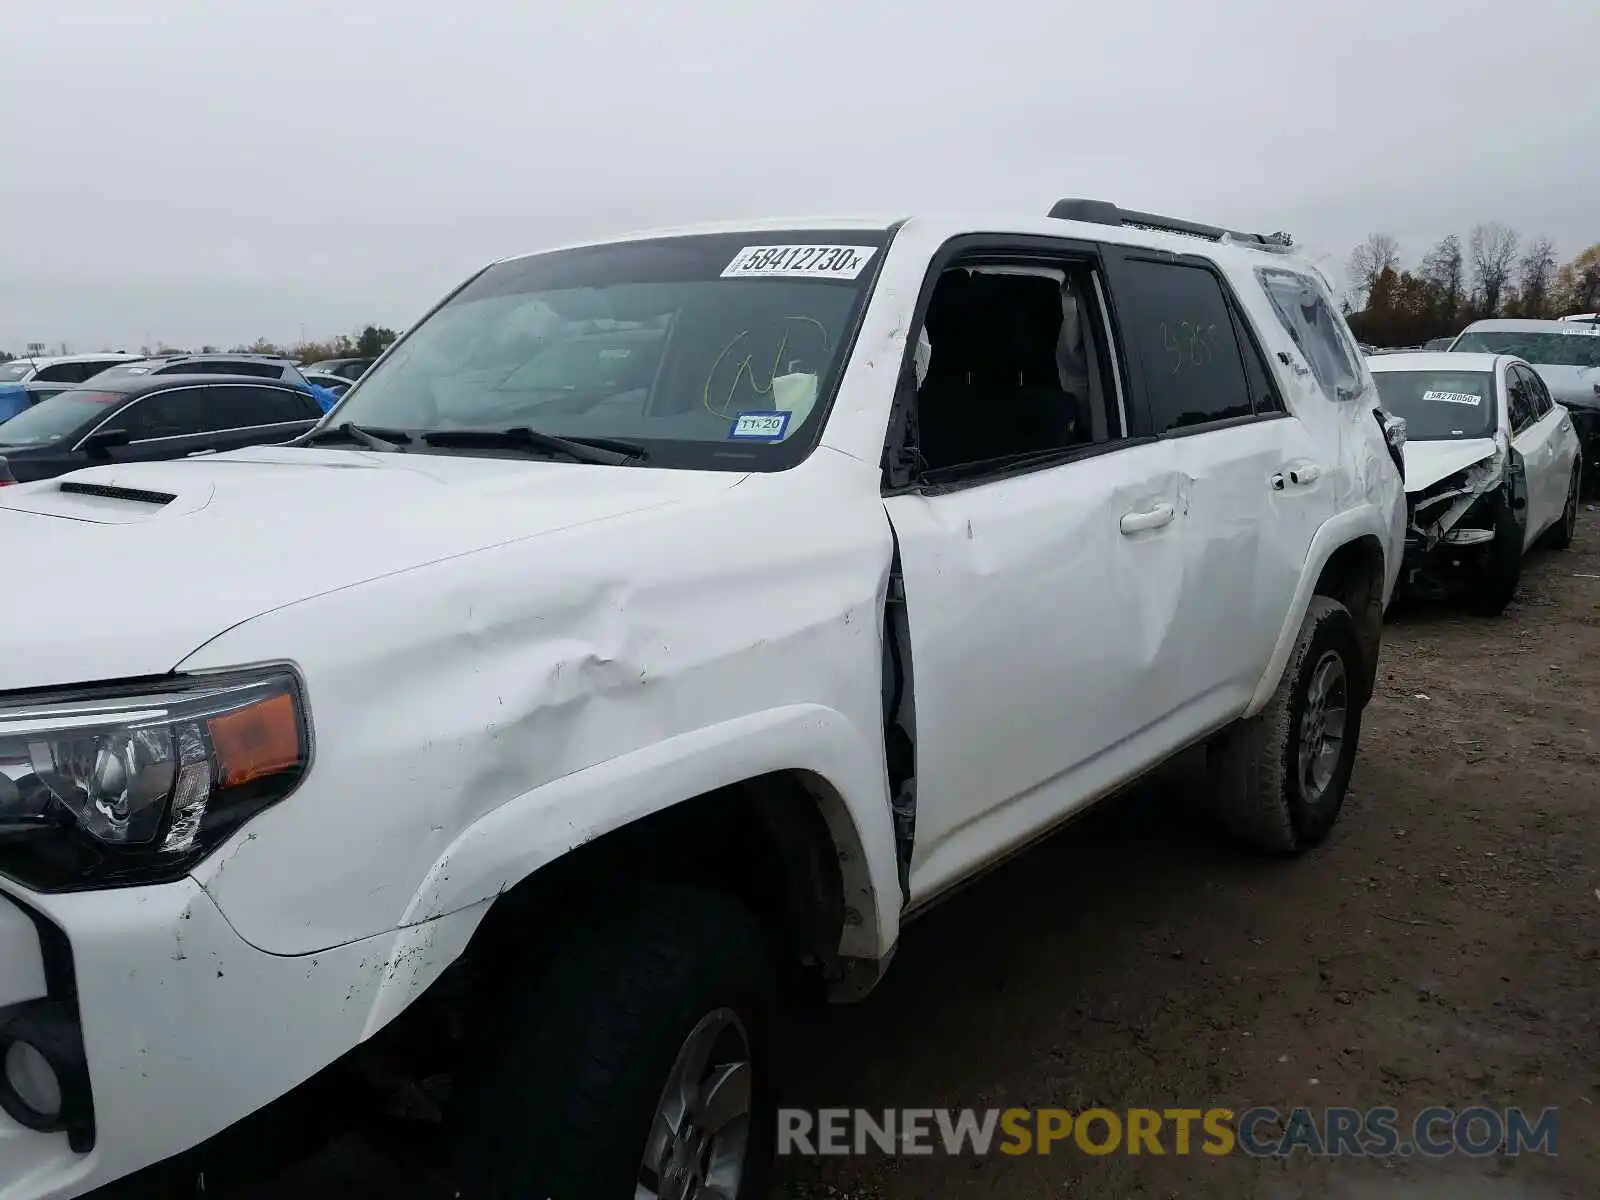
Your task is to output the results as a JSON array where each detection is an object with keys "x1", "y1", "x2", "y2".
[
  {"x1": 1113, "y1": 258, "x2": 1254, "y2": 433},
  {"x1": 206, "y1": 385, "x2": 318, "y2": 427},
  {"x1": 1256, "y1": 269, "x2": 1366, "y2": 403},
  {"x1": 81, "y1": 359, "x2": 132, "y2": 381}
]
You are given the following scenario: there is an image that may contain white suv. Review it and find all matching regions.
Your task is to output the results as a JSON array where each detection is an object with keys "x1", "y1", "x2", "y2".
[{"x1": 0, "y1": 200, "x2": 1404, "y2": 1199}]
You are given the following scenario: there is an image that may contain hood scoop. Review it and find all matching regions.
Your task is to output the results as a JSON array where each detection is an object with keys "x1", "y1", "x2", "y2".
[
  {"x1": 58, "y1": 481, "x2": 177, "y2": 506},
  {"x1": 0, "y1": 467, "x2": 215, "y2": 524}
]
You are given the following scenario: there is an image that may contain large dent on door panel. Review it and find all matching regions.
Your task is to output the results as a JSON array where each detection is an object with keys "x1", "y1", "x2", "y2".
[{"x1": 182, "y1": 454, "x2": 901, "y2": 965}]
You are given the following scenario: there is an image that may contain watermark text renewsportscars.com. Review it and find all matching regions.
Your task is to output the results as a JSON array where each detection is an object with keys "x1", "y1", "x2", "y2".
[{"x1": 778, "y1": 1106, "x2": 1559, "y2": 1158}]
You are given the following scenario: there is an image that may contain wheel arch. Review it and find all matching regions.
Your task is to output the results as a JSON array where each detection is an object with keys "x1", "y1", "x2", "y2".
[
  {"x1": 360, "y1": 709, "x2": 901, "y2": 1038},
  {"x1": 1246, "y1": 511, "x2": 1391, "y2": 718}
]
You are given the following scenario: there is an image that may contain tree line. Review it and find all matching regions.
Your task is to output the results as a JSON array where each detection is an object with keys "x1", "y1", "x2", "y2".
[
  {"x1": 0, "y1": 324, "x2": 399, "y2": 364},
  {"x1": 1344, "y1": 227, "x2": 1600, "y2": 348}
]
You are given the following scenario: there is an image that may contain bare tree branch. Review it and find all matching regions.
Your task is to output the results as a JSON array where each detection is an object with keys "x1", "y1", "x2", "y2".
[
  {"x1": 1419, "y1": 235, "x2": 1465, "y2": 318},
  {"x1": 1469, "y1": 223, "x2": 1519, "y2": 316},
  {"x1": 1517, "y1": 237, "x2": 1558, "y2": 318},
  {"x1": 1348, "y1": 233, "x2": 1401, "y2": 308}
]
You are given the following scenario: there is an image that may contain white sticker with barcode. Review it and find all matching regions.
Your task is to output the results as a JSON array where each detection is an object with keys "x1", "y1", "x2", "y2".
[
  {"x1": 1423, "y1": 390, "x2": 1482, "y2": 406},
  {"x1": 721, "y1": 244, "x2": 877, "y2": 280}
]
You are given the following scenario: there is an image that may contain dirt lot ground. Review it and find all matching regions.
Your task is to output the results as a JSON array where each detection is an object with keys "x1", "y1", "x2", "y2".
[{"x1": 170, "y1": 512, "x2": 1600, "y2": 1199}]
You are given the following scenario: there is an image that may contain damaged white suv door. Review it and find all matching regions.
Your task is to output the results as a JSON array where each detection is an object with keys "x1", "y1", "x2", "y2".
[{"x1": 881, "y1": 238, "x2": 1355, "y2": 904}]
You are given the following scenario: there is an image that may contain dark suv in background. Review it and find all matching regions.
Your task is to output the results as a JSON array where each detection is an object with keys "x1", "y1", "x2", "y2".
[{"x1": 0, "y1": 372, "x2": 323, "y2": 483}]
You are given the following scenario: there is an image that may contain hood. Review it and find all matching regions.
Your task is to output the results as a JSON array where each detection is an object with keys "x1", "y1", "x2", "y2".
[
  {"x1": 1402, "y1": 437, "x2": 1499, "y2": 495},
  {"x1": 0, "y1": 446, "x2": 744, "y2": 692},
  {"x1": 1531, "y1": 364, "x2": 1600, "y2": 409}
]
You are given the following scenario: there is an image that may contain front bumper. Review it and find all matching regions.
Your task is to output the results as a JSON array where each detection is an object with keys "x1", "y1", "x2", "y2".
[{"x1": 0, "y1": 877, "x2": 471, "y2": 1200}]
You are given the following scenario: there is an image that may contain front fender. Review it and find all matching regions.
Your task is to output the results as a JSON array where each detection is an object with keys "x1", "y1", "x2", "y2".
[
  {"x1": 1244, "y1": 502, "x2": 1402, "y2": 717},
  {"x1": 397, "y1": 703, "x2": 900, "y2": 958},
  {"x1": 351, "y1": 705, "x2": 901, "y2": 1038}
]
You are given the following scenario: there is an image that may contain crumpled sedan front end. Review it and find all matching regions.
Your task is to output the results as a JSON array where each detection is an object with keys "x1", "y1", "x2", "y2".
[{"x1": 1400, "y1": 439, "x2": 1515, "y2": 592}]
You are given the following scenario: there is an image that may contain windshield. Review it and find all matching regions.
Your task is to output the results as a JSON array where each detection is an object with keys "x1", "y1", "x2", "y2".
[
  {"x1": 1373, "y1": 371, "x2": 1497, "y2": 440},
  {"x1": 0, "y1": 362, "x2": 32, "y2": 383},
  {"x1": 0, "y1": 390, "x2": 123, "y2": 446},
  {"x1": 1452, "y1": 330, "x2": 1600, "y2": 368},
  {"x1": 329, "y1": 230, "x2": 888, "y2": 469}
]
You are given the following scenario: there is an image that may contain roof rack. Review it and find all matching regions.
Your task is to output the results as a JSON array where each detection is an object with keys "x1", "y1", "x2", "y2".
[{"x1": 1047, "y1": 198, "x2": 1294, "y2": 252}]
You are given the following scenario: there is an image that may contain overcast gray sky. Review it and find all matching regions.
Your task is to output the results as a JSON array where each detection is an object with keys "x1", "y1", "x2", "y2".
[{"x1": 2, "y1": 0, "x2": 1595, "y2": 352}]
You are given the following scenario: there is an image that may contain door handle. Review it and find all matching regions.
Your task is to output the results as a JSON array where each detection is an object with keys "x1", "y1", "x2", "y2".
[
  {"x1": 1119, "y1": 503, "x2": 1175, "y2": 534},
  {"x1": 1272, "y1": 463, "x2": 1323, "y2": 490}
]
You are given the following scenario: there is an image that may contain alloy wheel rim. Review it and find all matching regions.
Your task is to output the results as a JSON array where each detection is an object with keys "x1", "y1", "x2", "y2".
[
  {"x1": 1298, "y1": 650, "x2": 1349, "y2": 803},
  {"x1": 637, "y1": 1008, "x2": 753, "y2": 1200}
]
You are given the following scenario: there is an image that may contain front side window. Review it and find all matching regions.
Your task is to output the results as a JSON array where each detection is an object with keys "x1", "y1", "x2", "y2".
[
  {"x1": 1257, "y1": 268, "x2": 1366, "y2": 403},
  {"x1": 331, "y1": 230, "x2": 888, "y2": 470},
  {"x1": 1506, "y1": 370, "x2": 1536, "y2": 431},
  {"x1": 1451, "y1": 330, "x2": 1600, "y2": 369},
  {"x1": 1507, "y1": 367, "x2": 1544, "y2": 431},
  {"x1": 1372, "y1": 370, "x2": 1496, "y2": 440},
  {"x1": 907, "y1": 258, "x2": 1125, "y2": 478},
  {"x1": 119, "y1": 389, "x2": 209, "y2": 439},
  {"x1": 0, "y1": 390, "x2": 124, "y2": 446},
  {"x1": 1523, "y1": 366, "x2": 1554, "y2": 415}
]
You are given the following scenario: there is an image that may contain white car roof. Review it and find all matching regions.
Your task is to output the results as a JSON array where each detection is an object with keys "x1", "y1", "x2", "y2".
[
  {"x1": 1460, "y1": 318, "x2": 1600, "y2": 335},
  {"x1": 12, "y1": 352, "x2": 144, "y2": 367},
  {"x1": 494, "y1": 211, "x2": 1326, "y2": 283},
  {"x1": 1368, "y1": 351, "x2": 1504, "y2": 373}
]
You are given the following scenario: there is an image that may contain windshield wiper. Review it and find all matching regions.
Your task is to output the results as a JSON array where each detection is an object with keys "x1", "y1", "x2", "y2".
[
  {"x1": 419, "y1": 427, "x2": 644, "y2": 466},
  {"x1": 297, "y1": 423, "x2": 413, "y2": 452}
]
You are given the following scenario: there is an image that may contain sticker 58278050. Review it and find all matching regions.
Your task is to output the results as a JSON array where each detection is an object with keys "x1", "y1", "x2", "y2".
[
  {"x1": 1422, "y1": 390, "x2": 1483, "y2": 406},
  {"x1": 721, "y1": 245, "x2": 878, "y2": 280}
]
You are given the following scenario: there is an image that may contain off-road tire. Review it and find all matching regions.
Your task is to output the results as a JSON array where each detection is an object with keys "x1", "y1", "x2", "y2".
[
  {"x1": 448, "y1": 885, "x2": 777, "y2": 1200},
  {"x1": 1208, "y1": 596, "x2": 1363, "y2": 854},
  {"x1": 1466, "y1": 500, "x2": 1522, "y2": 616},
  {"x1": 1543, "y1": 462, "x2": 1581, "y2": 550}
]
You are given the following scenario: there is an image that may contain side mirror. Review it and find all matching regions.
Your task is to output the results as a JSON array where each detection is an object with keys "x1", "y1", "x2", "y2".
[{"x1": 82, "y1": 428, "x2": 132, "y2": 456}]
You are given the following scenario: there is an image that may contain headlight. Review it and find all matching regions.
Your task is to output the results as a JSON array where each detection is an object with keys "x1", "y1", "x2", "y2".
[{"x1": 0, "y1": 669, "x2": 309, "y2": 892}]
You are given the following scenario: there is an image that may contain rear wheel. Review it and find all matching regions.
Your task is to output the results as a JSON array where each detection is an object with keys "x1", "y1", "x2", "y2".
[
  {"x1": 1543, "y1": 462, "x2": 1581, "y2": 550},
  {"x1": 448, "y1": 886, "x2": 777, "y2": 1200},
  {"x1": 1208, "y1": 596, "x2": 1363, "y2": 854}
]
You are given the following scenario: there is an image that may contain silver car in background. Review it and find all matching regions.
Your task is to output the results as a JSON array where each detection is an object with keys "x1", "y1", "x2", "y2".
[{"x1": 1449, "y1": 319, "x2": 1600, "y2": 480}]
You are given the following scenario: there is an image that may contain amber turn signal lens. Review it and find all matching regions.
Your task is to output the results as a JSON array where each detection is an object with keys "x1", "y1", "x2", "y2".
[{"x1": 208, "y1": 693, "x2": 303, "y2": 788}]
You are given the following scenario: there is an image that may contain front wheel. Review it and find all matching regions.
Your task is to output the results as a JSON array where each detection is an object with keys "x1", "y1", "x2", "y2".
[
  {"x1": 1466, "y1": 500, "x2": 1523, "y2": 616},
  {"x1": 1209, "y1": 596, "x2": 1363, "y2": 854},
  {"x1": 449, "y1": 886, "x2": 777, "y2": 1200}
]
